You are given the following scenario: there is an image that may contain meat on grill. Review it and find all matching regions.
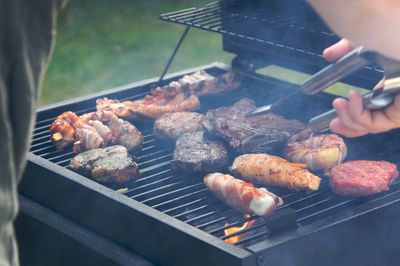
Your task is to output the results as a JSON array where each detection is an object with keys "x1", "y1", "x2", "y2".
[
  {"x1": 230, "y1": 153, "x2": 321, "y2": 191},
  {"x1": 204, "y1": 173, "x2": 284, "y2": 217},
  {"x1": 329, "y1": 160, "x2": 399, "y2": 196},
  {"x1": 50, "y1": 111, "x2": 84, "y2": 150},
  {"x1": 50, "y1": 110, "x2": 143, "y2": 153},
  {"x1": 206, "y1": 98, "x2": 305, "y2": 153},
  {"x1": 284, "y1": 134, "x2": 347, "y2": 171},
  {"x1": 70, "y1": 145, "x2": 140, "y2": 184},
  {"x1": 154, "y1": 112, "x2": 213, "y2": 142},
  {"x1": 96, "y1": 70, "x2": 242, "y2": 121},
  {"x1": 73, "y1": 124, "x2": 105, "y2": 153},
  {"x1": 171, "y1": 131, "x2": 228, "y2": 173}
]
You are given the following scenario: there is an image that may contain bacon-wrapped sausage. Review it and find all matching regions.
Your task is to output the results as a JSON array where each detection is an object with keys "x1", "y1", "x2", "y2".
[
  {"x1": 284, "y1": 134, "x2": 347, "y2": 171},
  {"x1": 204, "y1": 173, "x2": 283, "y2": 217},
  {"x1": 72, "y1": 124, "x2": 104, "y2": 153},
  {"x1": 231, "y1": 153, "x2": 321, "y2": 191}
]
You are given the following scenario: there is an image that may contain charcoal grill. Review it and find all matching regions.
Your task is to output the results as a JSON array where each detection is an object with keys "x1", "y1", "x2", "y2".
[{"x1": 19, "y1": 1, "x2": 400, "y2": 265}]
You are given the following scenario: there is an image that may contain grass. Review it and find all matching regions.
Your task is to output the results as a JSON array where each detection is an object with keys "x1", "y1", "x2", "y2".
[{"x1": 41, "y1": 0, "x2": 233, "y2": 106}]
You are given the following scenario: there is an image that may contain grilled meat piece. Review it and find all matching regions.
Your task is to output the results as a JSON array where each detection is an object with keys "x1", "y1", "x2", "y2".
[
  {"x1": 154, "y1": 112, "x2": 213, "y2": 142},
  {"x1": 206, "y1": 98, "x2": 305, "y2": 153},
  {"x1": 171, "y1": 132, "x2": 228, "y2": 173},
  {"x1": 50, "y1": 111, "x2": 84, "y2": 149},
  {"x1": 49, "y1": 110, "x2": 143, "y2": 153},
  {"x1": 231, "y1": 153, "x2": 321, "y2": 191},
  {"x1": 73, "y1": 124, "x2": 105, "y2": 153},
  {"x1": 284, "y1": 134, "x2": 347, "y2": 171},
  {"x1": 104, "y1": 112, "x2": 143, "y2": 152},
  {"x1": 96, "y1": 94, "x2": 200, "y2": 121},
  {"x1": 96, "y1": 71, "x2": 241, "y2": 120},
  {"x1": 329, "y1": 160, "x2": 399, "y2": 196},
  {"x1": 70, "y1": 145, "x2": 140, "y2": 184},
  {"x1": 204, "y1": 173, "x2": 283, "y2": 217}
]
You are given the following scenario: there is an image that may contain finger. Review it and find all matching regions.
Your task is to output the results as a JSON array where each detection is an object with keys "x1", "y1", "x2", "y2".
[
  {"x1": 347, "y1": 90, "x2": 364, "y2": 118},
  {"x1": 382, "y1": 93, "x2": 400, "y2": 126},
  {"x1": 330, "y1": 117, "x2": 367, "y2": 137},
  {"x1": 333, "y1": 97, "x2": 367, "y2": 133},
  {"x1": 346, "y1": 90, "x2": 382, "y2": 131},
  {"x1": 323, "y1": 39, "x2": 356, "y2": 62},
  {"x1": 373, "y1": 79, "x2": 385, "y2": 90}
]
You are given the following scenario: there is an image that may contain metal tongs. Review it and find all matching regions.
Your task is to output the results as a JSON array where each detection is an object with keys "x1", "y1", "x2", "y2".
[{"x1": 248, "y1": 46, "x2": 400, "y2": 138}]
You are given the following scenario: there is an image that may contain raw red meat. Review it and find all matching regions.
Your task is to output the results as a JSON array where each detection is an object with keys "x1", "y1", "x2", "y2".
[{"x1": 329, "y1": 160, "x2": 399, "y2": 196}]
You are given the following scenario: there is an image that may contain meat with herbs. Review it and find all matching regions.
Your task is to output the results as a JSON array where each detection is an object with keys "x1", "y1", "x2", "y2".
[
  {"x1": 204, "y1": 173, "x2": 283, "y2": 217},
  {"x1": 171, "y1": 131, "x2": 228, "y2": 173},
  {"x1": 96, "y1": 70, "x2": 241, "y2": 120},
  {"x1": 231, "y1": 153, "x2": 321, "y2": 191},
  {"x1": 206, "y1": 98, "x2": 305, "y2": 153},
  {"x1": 154, "y1": 112, "x2": 213, "y2": 142},
  {"x1": 328, "y1": 160, "x2": 399, "y2": 196},
  {"x1": 70, "y1": 145, "x2": 140, "y2": 184}
]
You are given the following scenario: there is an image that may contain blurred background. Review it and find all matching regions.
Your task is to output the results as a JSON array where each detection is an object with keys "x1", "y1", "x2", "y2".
[{"x1": 41, "y1": 0, "x2": 233, "y2": 106}]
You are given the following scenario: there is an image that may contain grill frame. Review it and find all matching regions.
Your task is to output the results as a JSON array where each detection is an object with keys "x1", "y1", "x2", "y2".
[{"x1": 21, "y1": 62, "x2": 400, "y2": 265}]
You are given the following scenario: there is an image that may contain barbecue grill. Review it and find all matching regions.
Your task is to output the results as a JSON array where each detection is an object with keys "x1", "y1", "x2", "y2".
[{"x1": 18, "y1": 1, "x2": 400, "y2": 265}]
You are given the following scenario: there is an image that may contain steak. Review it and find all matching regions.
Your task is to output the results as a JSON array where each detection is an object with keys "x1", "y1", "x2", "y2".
[
  {"x1": 70, "y1": 145, "x2": 140, "y2": 184},
  {"x1": 206, "y1": 98, "x2": 305, "y2": 153},
  {"x1": 329, "y1": 160, "x2": 399, "y2": 196},
  {"x1": 171, "y1": 131, "x2": 228, "y2": 173},
  {"x1": 154, "y1": 112, "x2": 213, "y2": 142}
]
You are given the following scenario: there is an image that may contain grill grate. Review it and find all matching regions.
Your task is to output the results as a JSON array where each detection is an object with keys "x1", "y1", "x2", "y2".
[
  {"x1": 29, "y1": 66, "x2": 400, "y2": 249},
  {"x1": 160, "y1": 1, "x2": 336, "y2": 58},
  {"x1": 160, "y1": 0, "x2": 383, "y2": 85}
]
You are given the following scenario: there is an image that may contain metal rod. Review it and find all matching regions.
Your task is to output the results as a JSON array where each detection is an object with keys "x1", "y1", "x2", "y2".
[{"x1": 156, "y1": 26, "x2": 190, "y2": 86}]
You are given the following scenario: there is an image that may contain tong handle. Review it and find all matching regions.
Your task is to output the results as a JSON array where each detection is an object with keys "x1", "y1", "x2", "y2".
[
  {"x1": 308, "y1": 109, "x2": 337, "y2": 132},
  {"x1": 301, "y1": 46, "x2": 370, "y2": 95}
]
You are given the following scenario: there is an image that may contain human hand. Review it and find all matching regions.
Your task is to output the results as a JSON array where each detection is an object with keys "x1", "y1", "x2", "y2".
[
  {"x1": 322, "y1": 39, "x2": 399, "y2": 137},
  {"x1": 329, "y1": 90, "x2": 400, "y2": 137},
  {"x1": 323, "y1": 39, "x2": 356, "y2": 63}
]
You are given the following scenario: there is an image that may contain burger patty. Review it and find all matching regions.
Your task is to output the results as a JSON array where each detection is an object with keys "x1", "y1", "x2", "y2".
[{"x1": 329, "y1": 160, "x2": 399, "y2": 196}]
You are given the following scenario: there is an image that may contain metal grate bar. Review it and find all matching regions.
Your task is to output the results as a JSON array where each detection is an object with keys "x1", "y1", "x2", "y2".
[{"x1": 137, "y1": 183, "x2": 204, "y2": 204}]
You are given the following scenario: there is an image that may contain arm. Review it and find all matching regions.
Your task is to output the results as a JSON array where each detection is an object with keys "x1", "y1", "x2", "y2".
[{"x1": 308, "y1": 0, "x2": 400, "y2": 60}]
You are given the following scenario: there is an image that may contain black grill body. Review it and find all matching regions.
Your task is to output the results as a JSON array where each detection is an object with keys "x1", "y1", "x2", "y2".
[
  {"x1": 20, "y1": 63, "x2": 400, "y2": 266},
  {"x1": 19, "y1": 1, "x2": 400, "y2": 265}
]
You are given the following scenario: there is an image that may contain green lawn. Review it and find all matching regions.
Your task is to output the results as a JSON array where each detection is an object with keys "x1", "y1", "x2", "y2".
[{"x1": 41, "y1": 0, "x2": 233, "y2": 106}]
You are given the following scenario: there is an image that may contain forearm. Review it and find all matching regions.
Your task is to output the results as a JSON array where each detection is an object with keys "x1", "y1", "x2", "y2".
[{"x1": 308, "y1": 0, "x2": 400, "y2": 60}]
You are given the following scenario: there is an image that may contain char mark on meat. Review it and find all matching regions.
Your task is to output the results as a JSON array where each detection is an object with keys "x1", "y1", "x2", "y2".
[{"x1": 206, "y1": 98, "x2": 305, "y2": 153}]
